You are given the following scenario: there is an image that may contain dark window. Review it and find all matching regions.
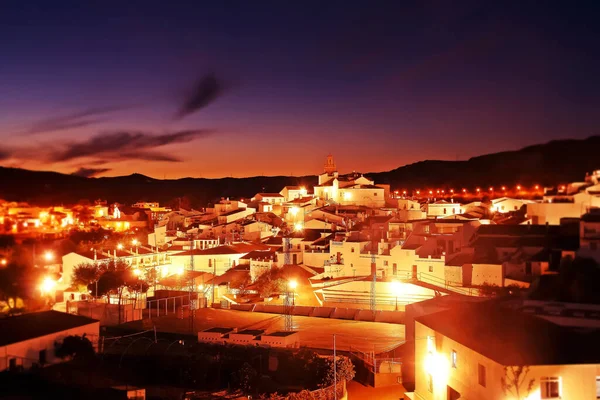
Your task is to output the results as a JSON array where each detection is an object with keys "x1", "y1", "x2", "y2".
[
  {"x1": 9, "y1": 358, "x2": 17, "y2": 371},
  {"x1": 374, "y1": 193, "x2": 378, "y2": 196},
  {"x1": 393, "y1": 263, "x2": 397, "y2": 275},
  {"x1": 429, "y1": 266, "x2": 434, "y2": 273},
  {"x1": 541, "y1": 377, "x2": 560, "y2": 399},
  {"x1": 478, "y1": 364, "x2": 486, "y2": 387},
  {"x1": 526, "y1": 262, "x2": 532, "y2": 275},
  {"x1": 443, "y1": 208, "x2": 447, "y2": 214},
  {"x1": 39, "y1": 349, "x2": 47, "y2": 365}
]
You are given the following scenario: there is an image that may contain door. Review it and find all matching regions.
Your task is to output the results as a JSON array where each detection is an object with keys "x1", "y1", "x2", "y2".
[
  {"x1": 292, "y1": 254, "x2": 297, "y2": 265},
  {"x1": 412, "y1": 265, "x2": 417, "y2": 280}
]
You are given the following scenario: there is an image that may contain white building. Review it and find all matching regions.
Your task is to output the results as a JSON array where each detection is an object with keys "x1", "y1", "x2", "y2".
[
  {"x1": 0, "y1": 311, "x2": 99, "y2": 371},
  {"x1": 407, "y1": 301, "x2": 600, "y2": 400}
]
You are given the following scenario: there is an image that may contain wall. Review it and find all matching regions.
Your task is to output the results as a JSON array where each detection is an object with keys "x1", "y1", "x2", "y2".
[
  {"x1": 526, "y1": 202, "x2": 586, "y2": 225},
  {"x1": 0, "y1": 321, "x2": 100, "y2": 371},
  {"x1": 303, "y1": 251, "x2": 330, "y2": 268},
  {"x1": 471, "y1": 263, "x2": 504, "y2": 286}
]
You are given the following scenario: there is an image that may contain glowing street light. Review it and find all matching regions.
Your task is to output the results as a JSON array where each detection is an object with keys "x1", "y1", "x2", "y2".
[
  {"x1": 476, "y1": 188, "x2": 481, "y2": 193},
  {"x1": 501, "y1": 186, "x2": 506, "y2": 191},
  {"x1": 416, "y1": 190, "x2": 420, "y2": 195},
  {"x1": 290, "y1": 206, "x2": 299, "y2": 216},
  {"x1": 44, "y1": 251, "x2": 54, "y2": 262},
  {"x1": 132, "y1": 239, "x2": 139, "y2": 246},
  {"x1": 1, "y1": 259, "x2": 6, "y2": 266},
  {"x1": 462, "y1": 189, "x2": 467, "y2": 193},
  {"x1": 294, "y1": 222, "x2": 303, "y2": 232},
  {"x1": 288, "y1": 279, "x2": 298, "y2": 305},
  {"x1": 133, "y1": 268, "x2": 141, "y2": 276},
  {"x1": 40, "y1": 276, "x2": 57, "y2": 295},
  {"x1": 516, "y1": 185, "x2": 521, "y2": 191},
  {"x1": 117, "y1": 243, "x2": 124, "y2": 250},
  {"x1": 535, "y1": 185, "x2": 539, "y2": 190}
]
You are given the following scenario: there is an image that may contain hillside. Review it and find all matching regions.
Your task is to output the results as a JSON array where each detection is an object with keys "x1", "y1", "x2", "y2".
[{"x1": 0, "y1": 136, "x2": 598, "y2": 206}]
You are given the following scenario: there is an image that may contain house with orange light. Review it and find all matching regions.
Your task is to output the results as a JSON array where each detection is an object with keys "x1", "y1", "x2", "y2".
[{"x1": 406, "y1": 301, "x2": 600, "y2": 400}]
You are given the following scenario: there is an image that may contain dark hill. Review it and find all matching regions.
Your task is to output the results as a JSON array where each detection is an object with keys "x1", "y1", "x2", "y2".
[{"x1": 1, "y1": 136, "x2": 598, "y2": 206}]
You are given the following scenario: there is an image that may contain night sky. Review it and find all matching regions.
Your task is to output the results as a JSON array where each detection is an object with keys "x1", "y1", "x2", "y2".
[{"x1": 1, "y1": 1, "x2": 599, "y2": 179}]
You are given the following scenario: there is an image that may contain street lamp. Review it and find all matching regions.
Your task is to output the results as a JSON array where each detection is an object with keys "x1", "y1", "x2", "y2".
[
  {"x1": 391, "y1": 281, "x2": 402, "y2": 311},
  {"x1": 288, "y1": 279, "x2": 297, "y2": 306},
  {"x1": 117, "y1": 243, "x2": 124, "y2": 250},
  {"x1": 44, "y1": 251, "x2": 54, "y2": 262},
  {"x1": 40, "y1": 276, "x2": 57, "y2": 295}
]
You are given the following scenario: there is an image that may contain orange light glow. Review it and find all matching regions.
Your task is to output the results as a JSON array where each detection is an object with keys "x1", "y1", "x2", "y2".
[{"x1": 517, "y1": 185, "x2": 521, "y2": 190}]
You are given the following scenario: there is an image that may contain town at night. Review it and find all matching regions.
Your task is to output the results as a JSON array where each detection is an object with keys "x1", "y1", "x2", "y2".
[{"x1": 1, "y1": 2, "x2": 600, "y2": 400}]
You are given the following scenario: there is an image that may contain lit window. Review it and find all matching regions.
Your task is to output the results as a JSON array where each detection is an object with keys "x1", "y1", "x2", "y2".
[
  {"x1": 478, "y1": 364, "x2": 486, "y2": 387},
  {"x1": 451, "y1": 350, "x2": 457, "y2": 368},
  {"x1": 383, "y1": 260, "x2": 388, "y2": 266},
  {"x1": 427, "y1": 336, "x2": 435, "y2": 353},
  {"x1": 541, "y1": 377, "x2": 561, "y2": 399},
  {"x1": 595, "y1": 376, "x2": 600, "y2": 399},
  {"x1": 429, "y1": 266, "x2": 433, "y2": 273}
]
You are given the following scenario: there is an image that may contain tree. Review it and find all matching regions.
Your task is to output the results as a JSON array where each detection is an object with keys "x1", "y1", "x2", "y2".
[
  {"x1": 501, "y1": 366, "x2": 535, "y2": 400},
  {"x1": 236, "y1": 362, "x2": 258, "y2": 393},
  {"x1": 322, "y1": 355, "x2": 355, "y2": 387},
  {"x1": 72, "y1": 263, "x2": 103, "y2": 295},
  {"x1": 54, "y1": 334, "x2": 95, "y2": 361}
]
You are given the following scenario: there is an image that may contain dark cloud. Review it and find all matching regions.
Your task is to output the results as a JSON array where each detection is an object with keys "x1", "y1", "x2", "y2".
[
  {"x1": 71, "y1": 167, "x2": 112, "y2": 178},
  {"x1": 0, "y1": 147, "x2": 12, "y2": 161},
  {"x1": 49, "y1": 129, "x2": 211, "y2": 163},
  {"x1": 175, "y1": 73, "x2": 224, "y2": 120},
  {"x1": 24, "y1": 106, "x2": 128, "y2": 135}
]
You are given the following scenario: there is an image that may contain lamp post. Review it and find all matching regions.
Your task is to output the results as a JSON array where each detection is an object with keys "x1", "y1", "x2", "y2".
[
  {"x1": 391, "y1": 280, "x2": 401, "y2": 311},
  {"x1": 288, "y1": 279, "x2": 297, "y2": 306}
]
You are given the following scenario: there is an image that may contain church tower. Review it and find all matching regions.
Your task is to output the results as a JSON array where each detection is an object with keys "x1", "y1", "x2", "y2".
[{"x1": 324, "y1": 154, "x2": 337, "y2": 174}]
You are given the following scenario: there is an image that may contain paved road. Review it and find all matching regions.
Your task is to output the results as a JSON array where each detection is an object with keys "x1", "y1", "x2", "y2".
[{"x1": 125, "y1": 308, "x2": 405, "y2": 353}]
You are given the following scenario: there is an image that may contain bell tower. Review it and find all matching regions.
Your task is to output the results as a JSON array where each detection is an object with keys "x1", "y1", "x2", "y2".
[{"x1": 324, "y1": 154, "x2": 337, "y2": 174}]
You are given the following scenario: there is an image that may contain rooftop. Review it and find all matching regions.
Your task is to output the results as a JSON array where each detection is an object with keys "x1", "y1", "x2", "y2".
[
  {"x1": 235, "y1": 329, "x2": 265, "y2": 336},
  {"x1": 265, "y1": 331, "x2": 298, "y2": 337},
  {"x1": 202, "y1": 327, "x2": 235, "y2": 334},
  {"x1": 0, "y1": 311, "x2": 98, "y2": 347}
]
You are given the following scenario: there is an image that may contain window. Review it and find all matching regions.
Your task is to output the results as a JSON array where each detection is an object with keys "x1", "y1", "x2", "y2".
[
  {"x1": 478, "y1": 364, "x2": 486, "y2": 387},
  {"x1": 383, "y1": 260, "x2": 388, "y2": 266},
  {"x1": 374, "y1": 193, "x2": 378, "y2": 196},
  {"x1": 596, "y1": 376, "x2": 600, "y2": 399},
  {"x1": 427, "y1": 373, "x2": 433, "y2": 392},
  {"x1": 39, "y1": 349, "x2": 47, "y2": 365},
  {"x1": 451, "y1": 350, "x2": 457, "y2": 368},
  {"x1": 541, "y1": 377, "x2": 561, "y2": 399},
  {"x1": 443, "y1": 208, "x2": 447, "y2": 214},
  {"x1": 427, "y1": 336, "x2": 435, "y2": 353},
  {"x1": 393, "y1": 263, "x2": 397, "y2": 275},
  {"x1": 429, "y1": 266, "x2": 434, "y2": 273},
  {"x1": 351, "y1": 247, "x2": 355, "y2": 253}
]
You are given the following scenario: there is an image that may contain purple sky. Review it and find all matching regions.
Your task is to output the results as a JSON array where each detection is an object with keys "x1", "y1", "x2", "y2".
[{"x1": 1, "y1": 1, "x2": 599, "y2": 178}]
